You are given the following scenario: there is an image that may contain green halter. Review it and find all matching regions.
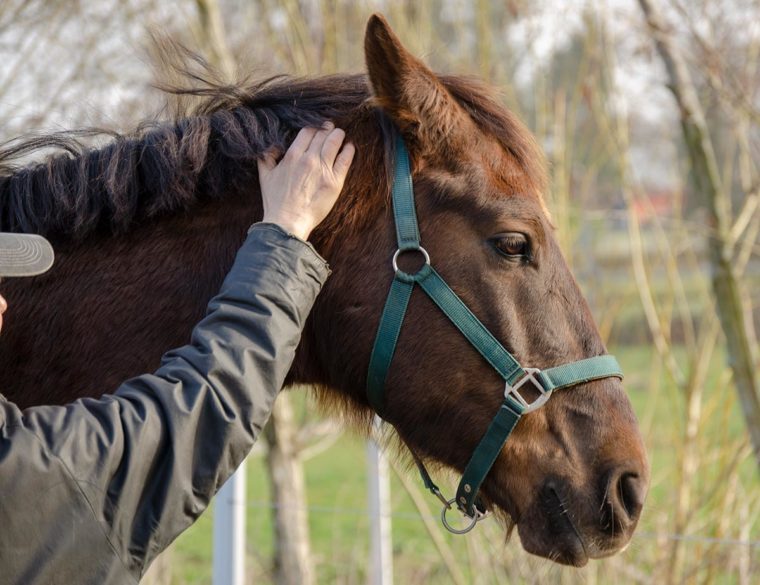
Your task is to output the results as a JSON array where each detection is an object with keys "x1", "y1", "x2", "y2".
[{"x1": 366, "y1": 132, "x2": 623, "y2": 533}]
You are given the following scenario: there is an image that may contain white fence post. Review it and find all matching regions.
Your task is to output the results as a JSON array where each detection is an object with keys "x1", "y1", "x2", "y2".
[
  {"x1": 367, "y1": 416, "x2": 393, "y2": 585},
  {"x1": 212, "y1": 460, "x2": 246, "y2": 585}
]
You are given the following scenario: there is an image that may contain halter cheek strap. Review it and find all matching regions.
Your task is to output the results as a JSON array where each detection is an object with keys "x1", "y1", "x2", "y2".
[{"x1": 366, "y1": 132, "x2": 623, "y2": 531}]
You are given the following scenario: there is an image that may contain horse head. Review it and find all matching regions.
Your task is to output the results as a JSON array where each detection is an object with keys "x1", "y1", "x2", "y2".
[{"x1": 305, "y1": 15, "x2": 649, "y2": 566}]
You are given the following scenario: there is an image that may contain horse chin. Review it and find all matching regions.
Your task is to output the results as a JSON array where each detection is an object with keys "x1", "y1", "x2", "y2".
[
  {"x1": 512, "y1": 498, "x2": 632, "y2": 566},
  {"x1": 516, "y1": 519, "x2": 590, "y2": 567},
  {"x1": 510, "y1": 488, "x2": 591, "y2": 567},
  {"x1": 483, "y1": 491, "x2": 584, "y2": 565}
]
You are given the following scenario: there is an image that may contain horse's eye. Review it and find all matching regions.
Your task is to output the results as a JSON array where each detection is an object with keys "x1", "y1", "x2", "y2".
[{"x1": 491, "y1": 233, "x2": 530, "y2": 259}]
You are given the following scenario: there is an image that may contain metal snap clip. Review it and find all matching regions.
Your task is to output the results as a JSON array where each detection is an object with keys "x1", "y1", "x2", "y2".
[{"x1": 441, "y1": 498, "x2": 488, "y2": 534}]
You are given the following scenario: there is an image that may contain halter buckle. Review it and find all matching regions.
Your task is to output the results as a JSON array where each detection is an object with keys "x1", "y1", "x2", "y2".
[{"x1": 504, "y1": 368, "x2": 552, "y2": 413}]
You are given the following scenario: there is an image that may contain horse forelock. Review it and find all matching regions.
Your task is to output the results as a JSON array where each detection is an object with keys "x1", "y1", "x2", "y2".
[{"x1": 438, "y1": 75, "x2": 548, "y2": 204}]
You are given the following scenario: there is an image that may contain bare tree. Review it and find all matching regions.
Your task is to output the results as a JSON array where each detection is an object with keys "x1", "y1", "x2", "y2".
[
  {"x1": 263, "y1": 396, "x2": 315, "y2": 585},
  {"x1": 638, "y1": 0, "x2": 760, "y2": 471}
]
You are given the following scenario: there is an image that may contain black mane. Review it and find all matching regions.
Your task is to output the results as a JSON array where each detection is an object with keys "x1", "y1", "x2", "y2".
[{"x1": 0, "y1": 74, "x2": 371, "y2": 240}]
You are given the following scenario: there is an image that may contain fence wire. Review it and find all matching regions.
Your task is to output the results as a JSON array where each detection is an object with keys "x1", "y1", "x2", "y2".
[{"x1": 224, "y1": 498, "x2": 760, "y2": 549}]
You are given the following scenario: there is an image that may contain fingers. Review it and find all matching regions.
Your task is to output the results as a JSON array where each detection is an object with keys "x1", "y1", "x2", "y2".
[
  {"x1": 305, "y1": 122, "x2": 335, "y2": 159},
  {"x1": 321, "y1": 127, "x2": 347, "y2": 167},
  {"x1": 333, "y1": 142, "x2": 356, "y2": 183},
  {"x1": 287, "y1": 127, "x2": 319, "y2": 159},
  {"x1": 259, "y1": 122, "x2": 353, "y2": 182}
]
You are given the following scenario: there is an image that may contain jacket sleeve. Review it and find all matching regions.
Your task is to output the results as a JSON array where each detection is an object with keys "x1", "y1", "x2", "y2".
[{"x1": 3, "y1": 223, "x2": 330, "y2": 580}]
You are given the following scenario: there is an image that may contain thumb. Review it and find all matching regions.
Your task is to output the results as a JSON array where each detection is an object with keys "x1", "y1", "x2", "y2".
[{"x1": 257, "y1": 150, "x2": 278, "y2": 173}]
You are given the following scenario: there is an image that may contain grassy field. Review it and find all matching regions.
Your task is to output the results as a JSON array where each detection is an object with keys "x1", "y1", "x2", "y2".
[{"x1": 168, "y1": 343, "x2": 759, "y2": 584}]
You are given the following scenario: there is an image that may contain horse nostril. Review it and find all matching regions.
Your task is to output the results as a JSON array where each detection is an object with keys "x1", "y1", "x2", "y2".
[
  {"x1": 602, "y1": 468, "x2": 646, "y2": 532},
  {"x1": 618, "y1": 473, "x2": 644, "y2": 521}
]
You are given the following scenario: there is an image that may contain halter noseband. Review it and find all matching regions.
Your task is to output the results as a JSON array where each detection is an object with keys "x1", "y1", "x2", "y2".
[{"x1": 366, "y1": 132, "x2": 623, "y2": 533}]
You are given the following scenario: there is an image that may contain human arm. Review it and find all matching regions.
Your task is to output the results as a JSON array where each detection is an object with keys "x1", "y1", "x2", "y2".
[
  {"x1": 0, "y1": 125, "x2": 354, "y2": 583},
  {"x1": 0, "y1": 225, "x2": 328, "y2": 582}
]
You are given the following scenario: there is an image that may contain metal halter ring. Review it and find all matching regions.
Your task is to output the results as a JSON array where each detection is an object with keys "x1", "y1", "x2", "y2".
[
  {"x1": 441, "y1": 498, "x2": 488, "y2": 535},
  {"x1": 504, "y1": 367, "x2": 553, "y2": 414},
  {"x1": 392, "y1": 246, "x2": 430, "y2": 275}
]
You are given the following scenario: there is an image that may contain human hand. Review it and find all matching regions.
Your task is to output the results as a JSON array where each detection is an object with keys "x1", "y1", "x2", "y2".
[{"x1": 258, "y1": 123, "x2": 355, "y2": 241}]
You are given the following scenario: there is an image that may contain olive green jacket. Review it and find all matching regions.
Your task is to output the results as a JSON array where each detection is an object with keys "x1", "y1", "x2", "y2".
[{"x1": 0, "y1": 224, "x2": 330, "y2": 584}]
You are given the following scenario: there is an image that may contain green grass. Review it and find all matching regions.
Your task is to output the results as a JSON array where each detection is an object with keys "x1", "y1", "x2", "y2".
[{"x1": 167, "y1": 343, "x2": 759, "y2": 584}]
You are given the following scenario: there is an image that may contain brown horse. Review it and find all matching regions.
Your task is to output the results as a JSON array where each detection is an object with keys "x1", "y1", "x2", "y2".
[{"x1": 0, "y1": 15, "x2": 648, "y2": 565}]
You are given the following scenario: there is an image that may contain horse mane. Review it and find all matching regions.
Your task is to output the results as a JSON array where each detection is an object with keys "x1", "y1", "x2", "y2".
[
  {"x1": 0, "y1": 74, "x2": 369, "y2": 241},
  {"x1": 0, "y1": 71, "x2": 546, "y2": 242}
]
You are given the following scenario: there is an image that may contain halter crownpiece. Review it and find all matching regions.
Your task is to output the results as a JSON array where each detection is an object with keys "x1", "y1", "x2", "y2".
[{"x1": 366, "y1": 130, "x2": 623, "y2": 533}]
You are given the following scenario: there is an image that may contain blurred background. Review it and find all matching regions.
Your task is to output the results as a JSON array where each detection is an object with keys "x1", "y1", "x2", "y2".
[{"x1": 1, "y1": 0, "x2": 758, "y2": 583}]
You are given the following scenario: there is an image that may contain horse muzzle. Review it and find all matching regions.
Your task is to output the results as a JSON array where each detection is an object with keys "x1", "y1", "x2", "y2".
[{"x1": 517, "y1": 468, "x2": 648, "y2": 566}]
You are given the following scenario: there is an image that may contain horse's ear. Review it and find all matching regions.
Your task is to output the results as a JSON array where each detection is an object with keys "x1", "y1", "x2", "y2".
[{"x1": 364, "y1": 14, "x2": 468, "y2": 153}]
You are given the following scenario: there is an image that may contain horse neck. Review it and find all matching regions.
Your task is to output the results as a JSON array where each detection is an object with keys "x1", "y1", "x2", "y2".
[
  {"x1": 0, "y1": 190, "x2": 359, "y2": 410},
  {"x1": 0, "y1": 191, "x2": 263, "y2": 407},
  {"x1": 0, "y1": 103, "x2": 387, "y2": 408}
]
